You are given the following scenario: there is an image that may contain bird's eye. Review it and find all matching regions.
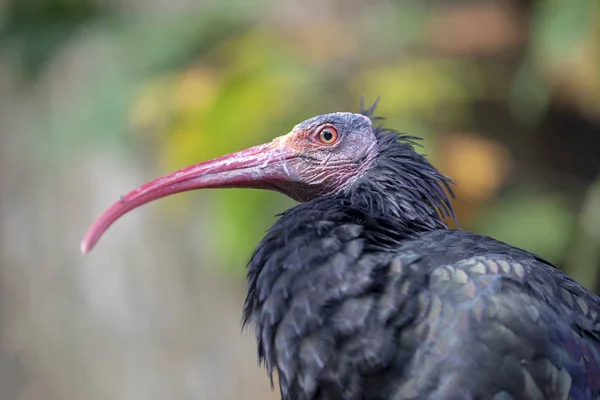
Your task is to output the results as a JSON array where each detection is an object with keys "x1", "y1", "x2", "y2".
[{"x1": 316, "y1": 125, "x2": 339, "y2": 145}]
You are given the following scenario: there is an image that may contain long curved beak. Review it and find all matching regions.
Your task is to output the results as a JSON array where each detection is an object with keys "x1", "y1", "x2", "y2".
[{"x1": 80, "y1": 139, "x2": 298, "y2": 254}]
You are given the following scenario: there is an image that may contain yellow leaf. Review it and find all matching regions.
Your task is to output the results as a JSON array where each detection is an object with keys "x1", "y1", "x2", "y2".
[{"x1": 172, "y1": 67, "x2": 220, "y2": 116}]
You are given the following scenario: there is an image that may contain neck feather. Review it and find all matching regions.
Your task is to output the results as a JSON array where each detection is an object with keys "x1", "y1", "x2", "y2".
[{"x1": 338, "y1": 128, "x2": 455, "y2": 232}]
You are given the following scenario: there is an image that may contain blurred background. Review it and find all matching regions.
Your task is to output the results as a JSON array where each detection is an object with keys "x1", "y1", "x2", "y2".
[{"x1": 0, "y1": 0, "x2": 599, "y2": 398}]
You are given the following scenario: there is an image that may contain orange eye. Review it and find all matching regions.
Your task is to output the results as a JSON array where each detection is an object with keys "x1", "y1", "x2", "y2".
[{"x1": 317, "y1": 126, "x2": 339, "y2": 145}]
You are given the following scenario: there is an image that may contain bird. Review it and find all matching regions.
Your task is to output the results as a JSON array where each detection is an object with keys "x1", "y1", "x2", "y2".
[{"x1": 81, "y1": 99, "x2": 600, "y2": 400}]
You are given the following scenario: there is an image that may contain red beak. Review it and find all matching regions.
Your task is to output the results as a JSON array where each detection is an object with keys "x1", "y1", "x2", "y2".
[{"x1": 80, "y1": 139, "x2": 299, "y2": 254}]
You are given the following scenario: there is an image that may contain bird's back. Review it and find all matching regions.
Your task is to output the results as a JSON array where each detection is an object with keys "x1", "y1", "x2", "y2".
[
  {"x1": 392, "y1": 229, "x2": 600, "y2": 400},
  {"x1": 244, "y1": 202, "x2": 600, "y2": 400}
]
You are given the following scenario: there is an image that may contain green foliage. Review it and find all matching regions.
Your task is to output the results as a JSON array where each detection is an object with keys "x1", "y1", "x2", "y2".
[
  {"x1": 34, "y1": 6, "x2": 263, "y2": 159},
  {"x1": 474, "y1": 186, "x2": 576, "y2": 264},
  {"x1": 531, "y1": 0, "x2": 597, "y2": 68},
  {"x1": 511, "y1": 0, "x2": 598, "y2": 126},
  {"x1": 0, "y1": 0, "x2": 107, "y2": 78},
  {"x1": 566, "y1": 176, "x2": 600, "y2": 288}
]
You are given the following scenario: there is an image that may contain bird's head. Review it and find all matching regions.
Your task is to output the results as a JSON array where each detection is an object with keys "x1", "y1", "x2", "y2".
[
  {"x1": 258, "y1": 111, "x2": 379, "y2": 202},
  {"x1": 81, "y1": 100, "x2": 454, "y2": 253}
]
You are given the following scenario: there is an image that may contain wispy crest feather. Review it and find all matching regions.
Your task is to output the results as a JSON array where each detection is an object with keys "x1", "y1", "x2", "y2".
[{"x1": 357, "y1": 96, "x2": 457, "y2": 227}]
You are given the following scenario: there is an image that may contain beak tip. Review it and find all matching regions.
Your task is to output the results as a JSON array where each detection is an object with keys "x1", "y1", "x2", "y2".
[{"x1": 80, "y1": 233, "x2": 95, "y2": 254}]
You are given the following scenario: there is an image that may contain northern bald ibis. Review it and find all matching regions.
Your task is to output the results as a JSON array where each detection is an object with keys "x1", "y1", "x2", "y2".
[{"x1": 82, "y1": 100, "x2": 600, "y2": 400}]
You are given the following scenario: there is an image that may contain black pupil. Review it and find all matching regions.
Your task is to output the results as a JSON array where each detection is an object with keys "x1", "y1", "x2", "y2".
[{"x1": 322, "y1": 130, "x2": 333, "y2": 141}]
